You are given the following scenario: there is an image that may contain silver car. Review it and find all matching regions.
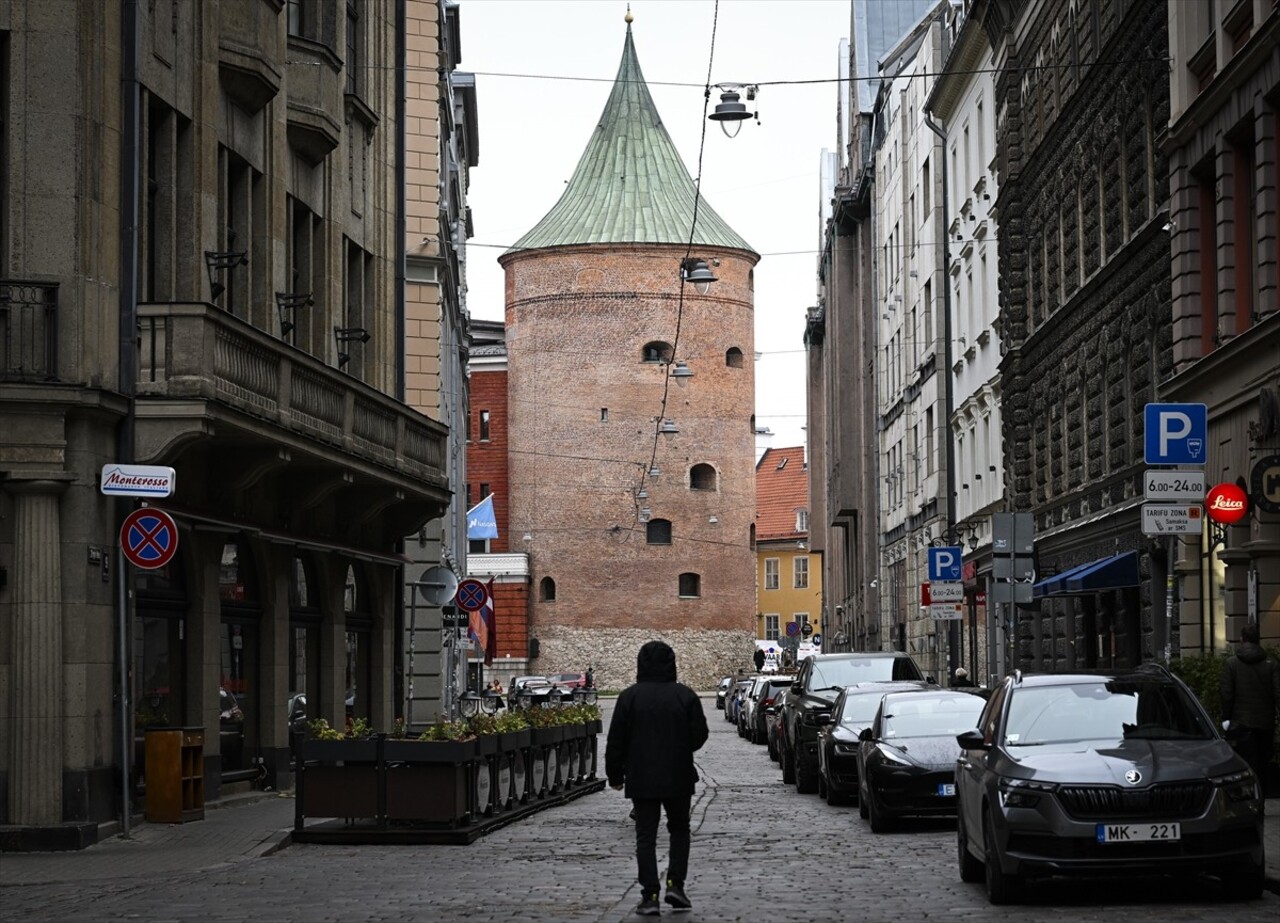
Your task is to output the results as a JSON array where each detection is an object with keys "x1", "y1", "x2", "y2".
[{"x1": 954, "y1": 666, "x2": 1264, "y2": 904}]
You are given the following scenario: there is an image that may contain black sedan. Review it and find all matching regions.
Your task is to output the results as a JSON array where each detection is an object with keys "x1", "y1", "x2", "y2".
[
  {"x1": 815, "y1": 681, "x2": 928, "y2": 806},
  {"x1": 857, "y1": 689, "x2": 985, "y2": 832}
]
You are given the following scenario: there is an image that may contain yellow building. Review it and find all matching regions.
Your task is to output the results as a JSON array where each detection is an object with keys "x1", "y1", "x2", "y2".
[{"x1": 756, "y1": 448, "x2": 824, "y2": 656}]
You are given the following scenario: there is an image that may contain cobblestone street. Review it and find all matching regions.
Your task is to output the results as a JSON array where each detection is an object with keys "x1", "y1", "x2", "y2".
[{"x1": 3, "y1": 696, "x2": 1277, "y2": 922}]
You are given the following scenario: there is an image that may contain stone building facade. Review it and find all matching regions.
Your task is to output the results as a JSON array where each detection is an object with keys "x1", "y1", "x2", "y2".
[
  {"x1": 0, "y1": 1, "x2": 449, "y2": 840},
  {"x1": 497, "y1": 21, "x2": 758, "y2": 691},
  {"x1": 984, "y1": 0, "x2": 1173, "y2": 669},
  {"x1": 1164, "y1": 0, "x2": 1280, "y2": 649}
]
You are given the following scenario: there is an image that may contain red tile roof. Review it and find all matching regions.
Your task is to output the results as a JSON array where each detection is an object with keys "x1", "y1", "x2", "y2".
[{"x1": 756, "y1": 446, "x2": 808, "y2": 542}]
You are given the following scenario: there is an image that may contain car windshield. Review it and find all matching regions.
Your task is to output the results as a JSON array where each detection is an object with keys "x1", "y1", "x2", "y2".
[
  {"x1": 811, "y1": 657, "x2": 922, "y2": 688},
  {"x1": 882, "y1": 695, "x2": 984, "y2": 739},
  {"x1": 1003, "y1": 679, "x2": 1214, "y2": 747},
  {"x1": 840, "y1": 693, "x2": 893, "y2": 726}
]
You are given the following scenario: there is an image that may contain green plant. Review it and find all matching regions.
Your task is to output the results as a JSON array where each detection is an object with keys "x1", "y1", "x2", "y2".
[
  {"x1": 418, "y1": 719, "x2": 475, "y2": 742},
  {"x1": 467, "y1": 713, "x2": 499, "y2": 737},
  {"x1": 494, "y1": 710, "x2": 530, "y2": 733},
  {"x1": 389, "y1": 716, "x2": 408, "y2": 739},
  {"x1": 345, "y1": 716, "x2": 373, "y2": 739},
  {"x1": 308, "y1": 718, "x2": 344, "y2": 741}
]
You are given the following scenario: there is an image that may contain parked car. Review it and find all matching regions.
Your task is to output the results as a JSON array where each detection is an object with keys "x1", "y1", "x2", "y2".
[
  {"x1": 738, "y1": 676, "x2": 772, "y2": 738},
  {"x1": 715, "y1": 676, "x2": 734, "y2": 711},
  {"x1": 855, "y1": 689, "x2": 985, "y2": 830},
  {"x1": 726, "y1": 677, "x2": 754, "y2": 725},
  {"x1": 764, "y1": 697, "x2": 786, "y2": 762},
  {"x1": 954, "y1": 666, "x2": 1264, "y2": 904},
  {"x1": 816, "y1": 681, "x2": 928, "y2": 805},
  {"x1": 780, "y1": 652, "x2": 927, "y2": 793},
  {"x1": 549, "y1": 671, "x2": 588, "y2": 689},
  {"x1": 749, "y1": 677, "x2": 794, "y2": 745}
]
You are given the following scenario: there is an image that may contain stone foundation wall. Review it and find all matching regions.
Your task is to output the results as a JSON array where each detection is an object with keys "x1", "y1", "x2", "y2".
[{"x1": 532, "y1": 627, "x2": 758, "y2": 693}]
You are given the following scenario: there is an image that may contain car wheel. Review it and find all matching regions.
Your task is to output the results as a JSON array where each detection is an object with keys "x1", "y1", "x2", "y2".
[
  {"x1": 982, "y1": 809, "x2": 1021, "y2": 905},
  {"x1": 956, "y1": 806, "x2": 983, "y2": 883},
  {"x1": 866, "y1": 785, "x2": 891, "y2": 833},
  {"x1": 1219, "y1": 860, "x2": 1264, "y2": 901},
  {"x1": 795, "y1": 754, "x2": 819, "y2": 794},
  {"x1": 781, "y1": 739, "x2": 796, "y2": 784},
  {"x1": 825, "y1": 780, "x2": 848, "y2": 807}
]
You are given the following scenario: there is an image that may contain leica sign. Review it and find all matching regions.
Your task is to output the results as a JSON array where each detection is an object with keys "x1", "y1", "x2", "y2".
[
  {"x1": 100, "y1": 464, "x2": 176, "y2": 498},
  {"x1": 1205, "y1": 483, "x2": 1248, "y2": 525}
]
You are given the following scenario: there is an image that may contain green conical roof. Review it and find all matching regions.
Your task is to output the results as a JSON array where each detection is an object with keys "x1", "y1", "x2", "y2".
[{"x1": 508, "y1": 24, "x2": 753, "y2": 254}]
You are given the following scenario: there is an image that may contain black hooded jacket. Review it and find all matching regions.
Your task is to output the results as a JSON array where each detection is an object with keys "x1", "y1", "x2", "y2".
[
  {"x1": 605, "y1": 641, "x2": 709, "y2": 799},
  {"x1": 1221, "y1": 641, "x2": 1280, "y2": 731}
]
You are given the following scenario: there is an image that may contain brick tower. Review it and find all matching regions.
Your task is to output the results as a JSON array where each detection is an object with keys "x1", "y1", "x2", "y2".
[{"x1": 497, "y1": 17, "x2": 759, "y2": 690}]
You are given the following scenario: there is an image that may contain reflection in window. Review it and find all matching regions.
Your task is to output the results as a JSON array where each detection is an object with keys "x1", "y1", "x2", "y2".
[{"x1": 218, "y1": 540, "x2": 256, "y2": 603}]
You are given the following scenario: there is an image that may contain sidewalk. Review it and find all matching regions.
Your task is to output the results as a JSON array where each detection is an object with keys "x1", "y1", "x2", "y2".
[{"x1": 2, "y1": 790, "x2": 1278, "y2": 894}]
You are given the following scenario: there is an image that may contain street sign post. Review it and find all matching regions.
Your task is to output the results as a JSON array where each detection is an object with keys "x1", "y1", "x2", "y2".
[
  {"x1": 928, "y1": 582, "x2": 964, "y2": 603},
  {"x1": 455, "y1": 578, "x2": 488, "y2": 612},
  {"x1": 1141, "y1": 503, "x2": 1203, "y2": 535},
  {"x1": 1143, "y1": 470, "x2": 1205, "y2": 502},
  {"x1": 785, "y1": 621, "x2": 800, "y2": 637},
  {"x1": 119, "y1": 508, "x2": 179, "y2": 569},
  {"x1": 927, "y1": 547, "x2": 963, "y2": 582},
  {"x1": 930, "y1": 603, "x2": 963, "y2": 620},
  {"x1": 1143, "y1": 403, "x2": 1208, "y2": 465}
]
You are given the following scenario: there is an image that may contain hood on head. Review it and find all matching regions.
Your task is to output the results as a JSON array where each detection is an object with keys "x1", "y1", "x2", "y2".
[
  {"x1": 1235, "y1": 642, "x2": 1267, "y2": 665},
  {"x1": 637, "y1": 640, "x2": 678, "y2": 682}
]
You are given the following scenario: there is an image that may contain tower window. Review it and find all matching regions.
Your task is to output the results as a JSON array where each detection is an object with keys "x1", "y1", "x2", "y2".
[
  {"x1": 646, "y1": 519, "x2": 672, "y2": 544},
  {"x1": 642, "y1": 341, "x2": 673, "y2": 363},
  {"x1": 678, "y1": 572, "x2": 701, "y2": 598},
  {"x1": 690, "y1": 463, "x2": 717, "y2": 491},
  {"x1": 726, "y1": 347, "x2": 744, "y2": 368},
  {"x1": 540, "y1": 576, "x2": 556, "y2": 602}
]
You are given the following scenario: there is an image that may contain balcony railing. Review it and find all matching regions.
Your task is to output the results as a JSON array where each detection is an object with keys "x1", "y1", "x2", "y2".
[
  {"x1": 0, "y1": 280, "x2": 59, "y2": 381},
  {"x1": 136, "y1": 302, "x2": 446, "y2": 483}
]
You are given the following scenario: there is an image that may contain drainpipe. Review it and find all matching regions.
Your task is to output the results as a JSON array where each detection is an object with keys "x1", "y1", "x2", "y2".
[
  {"x1": 923, "y1": 110, "x2": 957, "y2": 683},
  {"x1": 117, "y1": 0, "x2": 141, "y2": 838}
]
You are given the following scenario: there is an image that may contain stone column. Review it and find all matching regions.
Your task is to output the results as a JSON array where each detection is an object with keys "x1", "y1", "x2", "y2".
[{"x1": 7, "y1": 477, "x2": 70, "y2": 825}]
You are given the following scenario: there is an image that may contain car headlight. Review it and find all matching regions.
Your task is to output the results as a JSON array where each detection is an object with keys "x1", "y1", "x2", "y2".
[
  {"x1": 801, "y1": 709, "x2": 830, "y2": 726},
  {"x1": 1210, "y1": 769, "x2": 1261, "y2": 803},
  {"x1": 875, "y1": 744, "x2": 912, "y2": 766},
  {"x1": 834, "y1": 742, "x2": 858, "y2": 755},
  {"x1": 998, "y1": 776, "x2": 1058, "y2": 809}
]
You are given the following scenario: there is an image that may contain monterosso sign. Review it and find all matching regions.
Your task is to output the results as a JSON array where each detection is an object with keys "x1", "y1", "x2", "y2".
[
  {"x1": 100, "y1": 464, "x2": 176, "y2": 498},
  {"x1": 1204, "y1": 483, "x2": 1247, "y2": 525}
]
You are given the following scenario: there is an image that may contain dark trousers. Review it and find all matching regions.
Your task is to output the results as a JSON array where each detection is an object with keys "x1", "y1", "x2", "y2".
[
  {"x1": 1235, "y1": 727, "x2": 1276, "y2": 796},
  {"x1": 633, "y1": 795, "x2": 692, "y2": 897}
]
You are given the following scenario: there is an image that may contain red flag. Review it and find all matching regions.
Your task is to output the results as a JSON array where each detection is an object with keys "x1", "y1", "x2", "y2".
[
  {"x1": 467, "y1": 582, "x2": 489, "y2": 655},
  {"x1": 482, "y1": 579, "x2": 497, "y2": 665}
]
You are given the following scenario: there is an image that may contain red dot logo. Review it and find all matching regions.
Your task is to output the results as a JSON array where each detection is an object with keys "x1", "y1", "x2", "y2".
[{"x1": 1205, "y1": 483, "x2": 1248, "y2": 525}]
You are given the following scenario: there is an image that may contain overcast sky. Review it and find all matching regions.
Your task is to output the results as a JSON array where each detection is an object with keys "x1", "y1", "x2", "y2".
[{"x1": 459, "y1": 0, "x2": 852, "y2": 451}]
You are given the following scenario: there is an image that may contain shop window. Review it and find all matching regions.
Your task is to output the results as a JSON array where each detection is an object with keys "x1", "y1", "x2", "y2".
[{"x1": 218, "y1": 539, "x2": 257, "y2": 604}]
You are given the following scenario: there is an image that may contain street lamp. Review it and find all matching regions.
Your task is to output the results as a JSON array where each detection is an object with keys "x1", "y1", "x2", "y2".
[
  {"x1": 458, "y1": 690, "x2": 484, "y2": 718},
  {"x1": 679, "y1": 258, "x2": 717, "y2": 295},
  {"x1": 572, "y1": 687, "x2": 598, "y2": 706},
  {"x1": 708, "y1": 84, "x2": 758, "y2": 138}
]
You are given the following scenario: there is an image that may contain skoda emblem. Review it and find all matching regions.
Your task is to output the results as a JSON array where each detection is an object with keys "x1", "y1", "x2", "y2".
[{"x1": 1124, "y1": 770, "x2": 1142, "y2": 785}]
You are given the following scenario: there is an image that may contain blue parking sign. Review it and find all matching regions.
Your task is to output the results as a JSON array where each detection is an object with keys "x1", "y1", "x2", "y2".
[
  {"x1": 1144, "y1": 404, "x2": 1207, "y2": 465},
  {"x1": 927, "y1": 547, "x2": 963, "y2": 582}
]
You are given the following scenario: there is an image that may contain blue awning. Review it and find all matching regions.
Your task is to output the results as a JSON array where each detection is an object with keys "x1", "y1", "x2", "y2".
[
  {"x1": 1033, "y1": 551, "x2": 1141, "y2": 599},
  {"x1": 1032, "y1": 558, "x2": 1098, "y2": 599},
  {"x1": 1064, "y1": 550, "x2": 1140, "y2": 594}
]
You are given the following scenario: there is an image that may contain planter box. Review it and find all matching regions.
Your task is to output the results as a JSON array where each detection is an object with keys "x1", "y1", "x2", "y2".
[
  {"x1": 384, "y1": 738, "x2": 476, "y2": 764},
  {"x1": 300, "y1": 738, "x2": 378, "y2": 763},
  {"x1": 586, "y1": 719, "x2": 603, "y2": 735},
  {"x1": 385, "y1": 763, "x2": 469, "y2": 823},
  {"x1": 497, "y1": 729, "x2": 531, "y2": 752},
  {"x1": 532, "y1": 726, "x2": 564, "y2": 746},
  {"x1": 300, "y1": 765, "x2": 379, "y2": 818}
]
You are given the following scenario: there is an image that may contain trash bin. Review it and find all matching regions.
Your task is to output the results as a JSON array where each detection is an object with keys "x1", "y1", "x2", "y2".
[{"x1": 144, "y1": 727, "x2": 205, "y2": 823}]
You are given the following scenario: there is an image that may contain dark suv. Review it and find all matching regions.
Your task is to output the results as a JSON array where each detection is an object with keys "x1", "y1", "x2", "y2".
[
  {"x1": 780, "y1": 652, "x2": 927, "y2": 793},
  {"x1": 954, "y1": 666, "x2": 1264, "y2": 904}
]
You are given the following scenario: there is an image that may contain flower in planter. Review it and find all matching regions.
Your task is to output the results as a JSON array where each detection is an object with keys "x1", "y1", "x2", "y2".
[
  {"x1": 494, "y1": 711, "x2": 530, "y2": 733},
  {"x1": 308, "y1": 718, "x2": 344, "y2": 741},
  {"x1": 468, "y1": 713, "x2": 500, "y2": 737},
  {"x1": 390, "y1": 716, "x2": 408, "y2": 739}
]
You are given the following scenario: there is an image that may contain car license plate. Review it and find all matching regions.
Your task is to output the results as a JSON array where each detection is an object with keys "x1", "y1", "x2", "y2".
[
  {"x1": 936, "y1": 783, "x2": 955, "y2": 797},
  {"x1": 1095, "y1": 822, "x2": 1181, "y2": 844}
]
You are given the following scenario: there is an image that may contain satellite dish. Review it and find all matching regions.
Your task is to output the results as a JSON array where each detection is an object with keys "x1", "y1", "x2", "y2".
[{"x1": 416, "y1": 565, "x2": 458, "y2": 606}]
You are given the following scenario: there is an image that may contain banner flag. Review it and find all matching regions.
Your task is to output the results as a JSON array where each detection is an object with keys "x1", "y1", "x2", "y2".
[
  {"x1": 482, "y1": 579, "x2": 497, "y2": 665},
  {"x1": 466, "y1": 494, "x2": 498, "y2": 540}
]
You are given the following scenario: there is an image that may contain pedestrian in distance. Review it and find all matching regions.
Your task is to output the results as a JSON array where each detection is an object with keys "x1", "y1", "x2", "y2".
[
  {"x1": 585, "y1": 666, "x2": 595, "y2": 689},
  {"x1": 1220, "y1": 623, "x2": 1280, "y2": 795},
  {"x1": 952, "y1": 667, "x2": 976, "y2": 688},
  {"x1": 605, "y1": 640, "x2": 708, "y2": 916},
  {"x1": 753, "y1": 647, "x2": 766, "y2": 672}
]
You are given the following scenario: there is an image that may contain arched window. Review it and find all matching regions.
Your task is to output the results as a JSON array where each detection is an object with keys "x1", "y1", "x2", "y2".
[
  {"x1": 540, "y1": 576, "x2": 557, "y2": 601},
  {"x1": 641, "y1": 341, "x2": 672, "y2": 363},
  {"x1": 690, "y1": 463, "x2": 717, "y2": 491},
  {"x1": 678, "y1": 572, "x2": 701, "y2": 598},
  {"x1": 725, "y1": 347, "x2": 744, "y2": 368},
  {"x1": 749, "y1": 523, "x2": 756, "y2": 550},
  {"x1": 646, "y1": 518, "x2": 672, "y2": 544}
]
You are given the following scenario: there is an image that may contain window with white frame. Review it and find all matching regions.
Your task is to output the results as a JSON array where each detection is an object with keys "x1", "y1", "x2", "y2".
[
  {"x1": 764, "y1": 614, "x2": 780, "y2": 640},
  {"x1": 794, "y1": 556, "x2": 809, "y2": 589},
  {"x1": 795, "y1": 508, "x2": 808, "y2": 532},
  {"x1": 764, "y1": 558, "x2": 780, "y2": 590}
]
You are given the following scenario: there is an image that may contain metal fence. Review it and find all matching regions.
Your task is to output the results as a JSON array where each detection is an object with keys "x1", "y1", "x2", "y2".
[{"x1": 0, "y1": 280, "x2": 59, "y2": 381}]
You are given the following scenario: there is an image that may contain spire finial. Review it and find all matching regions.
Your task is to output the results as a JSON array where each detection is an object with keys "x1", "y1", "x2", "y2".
[{"x1": 625, "y1": 5, "x2": 633, "y2": 25}]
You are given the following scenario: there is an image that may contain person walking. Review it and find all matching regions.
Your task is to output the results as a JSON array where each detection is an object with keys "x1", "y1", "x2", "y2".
[
  {"x1": 1220, "y1": 623, "x2": 1280, "y2": 795},
  {"x1": 952, "y1": 667, "x2": 976, "y2": 689},
  {"x1": 753, "y1": 647, "x2": 766, "y2": 672},
  {"x1": 605, "y1": 640, "x2": 708, "y2": 916}
]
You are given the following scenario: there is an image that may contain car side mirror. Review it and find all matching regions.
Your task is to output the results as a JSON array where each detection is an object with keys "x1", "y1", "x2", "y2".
[
  {"x1": 956, "y1": 729, "x2": 987, "y2": 750},
  {"x1": 858, "y1": 727, "x2": 874, "y2": 743}
]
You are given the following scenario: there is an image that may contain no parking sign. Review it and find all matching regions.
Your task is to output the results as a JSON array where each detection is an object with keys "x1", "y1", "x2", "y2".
[{"x1": 120, "y1": 508, "x2": 179, "y2": 569}]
